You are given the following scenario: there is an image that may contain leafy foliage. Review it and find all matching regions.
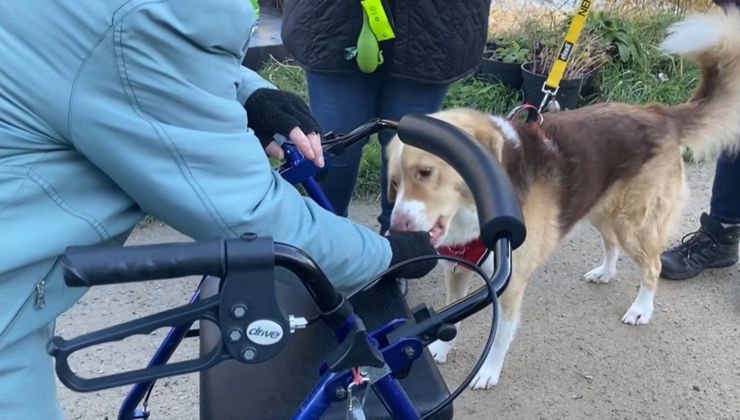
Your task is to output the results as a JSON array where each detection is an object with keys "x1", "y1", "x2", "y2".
[{"x1": 260, "y1": 9, "x2": 703, "y2": 198}]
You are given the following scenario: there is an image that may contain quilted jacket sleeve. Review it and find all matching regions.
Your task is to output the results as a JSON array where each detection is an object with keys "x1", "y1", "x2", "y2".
[{"x1": 68, "y1": 0, "x2": 392, "y2": 290}]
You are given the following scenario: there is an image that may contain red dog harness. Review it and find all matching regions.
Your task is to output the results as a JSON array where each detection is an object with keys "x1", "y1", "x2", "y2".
[{"x1": 437, "y1": 239, "x2": 490, "y2": 271}]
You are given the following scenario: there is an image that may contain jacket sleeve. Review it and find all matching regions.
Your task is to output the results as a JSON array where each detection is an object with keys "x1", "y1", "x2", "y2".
[
  {"x1": 237, "y1": 65, "x2": 276, "y2": 105},
  {"x1": 68, "y1": 0, "x2": 392, "y2": 290}
]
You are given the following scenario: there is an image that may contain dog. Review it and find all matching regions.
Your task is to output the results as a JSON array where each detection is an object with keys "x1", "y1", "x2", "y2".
[{"x1": 385, "y1": 6, "x2": 740, "y2": 390}]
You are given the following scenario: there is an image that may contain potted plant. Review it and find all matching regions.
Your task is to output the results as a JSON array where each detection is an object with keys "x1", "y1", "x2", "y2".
[
  {"x1": 520, "y1": 16, "x2": 609, "y2": 110},
  {"x1": 478, "y1": 37, "x2": 531, "y2": 90}
]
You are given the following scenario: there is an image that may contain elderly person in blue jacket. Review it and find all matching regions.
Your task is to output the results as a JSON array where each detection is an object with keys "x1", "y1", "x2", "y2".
[{"x1": 0, "y1": 1, "x2": 437, "y2": 418}]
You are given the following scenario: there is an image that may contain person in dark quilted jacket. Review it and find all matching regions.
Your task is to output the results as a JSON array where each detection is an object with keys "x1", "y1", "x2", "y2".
[{"x1": 281, "y1": 0, "x2": 492, "y2": 235}]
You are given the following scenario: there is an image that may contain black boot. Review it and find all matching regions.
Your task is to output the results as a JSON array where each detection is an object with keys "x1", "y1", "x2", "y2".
[{"x1": 660, "y1": 213, "x2": 740, "y2": 280}]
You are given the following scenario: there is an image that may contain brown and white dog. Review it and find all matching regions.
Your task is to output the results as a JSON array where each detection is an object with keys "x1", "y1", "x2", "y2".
[{"x1": 386, "y1": 7, "x2": 740, "y2": 389}]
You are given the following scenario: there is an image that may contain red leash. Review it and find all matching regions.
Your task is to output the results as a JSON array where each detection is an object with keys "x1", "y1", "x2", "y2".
[
  {"x1": 505, "y1": 103, "x2": 542, "y2": 123},
  {"x1": 506, "y1": 104, "x2": 552, "y2": 144}
]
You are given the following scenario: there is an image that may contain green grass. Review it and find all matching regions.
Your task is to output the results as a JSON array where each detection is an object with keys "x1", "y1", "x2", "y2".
[
  {"x1": 259, "y1": 11, "x2": 702, "y2": 199},
  {"x1": 593, "y1": 12, "x2": 700, "y2": 106},
  {"x1": 443, "y1": 77, "x2": 522, "y2": 115},
  {"x1": 258, "y1": 58, "x2": 309, "y2": 100}
]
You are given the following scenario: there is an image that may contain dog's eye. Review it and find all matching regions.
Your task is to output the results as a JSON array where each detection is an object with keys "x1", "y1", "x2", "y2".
[{"x1": 417, "y1": 167, "x2": 433, "y2": 180}]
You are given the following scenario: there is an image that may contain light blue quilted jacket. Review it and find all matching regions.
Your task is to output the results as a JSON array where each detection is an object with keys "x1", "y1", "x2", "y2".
[{"x1": 0, "y1": 0, "x2": 392, "y2": 350}]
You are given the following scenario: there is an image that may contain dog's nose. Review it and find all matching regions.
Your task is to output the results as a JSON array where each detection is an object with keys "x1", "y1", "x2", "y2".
[{"x1": 390, "y1": 214, "x2": 414, "y2": 232}]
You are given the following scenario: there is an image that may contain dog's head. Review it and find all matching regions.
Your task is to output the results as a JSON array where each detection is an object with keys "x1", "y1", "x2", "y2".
[{"x1": 386, "y1": 108, "x2": 515, "y2": 246}]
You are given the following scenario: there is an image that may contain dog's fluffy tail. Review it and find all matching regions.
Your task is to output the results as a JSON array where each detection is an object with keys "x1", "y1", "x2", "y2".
[{"x1": 660, "y1": 5, "x2": 740, "y2": 159}]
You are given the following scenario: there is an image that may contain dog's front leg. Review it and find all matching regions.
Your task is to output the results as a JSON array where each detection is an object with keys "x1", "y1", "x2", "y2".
[
  {"x1": 469, "y1": 272, "x2": 528, "y2": 390},
  {"x1": 616, "y1": 221, "x2": 665, "y2": 325},
  {"x1": 621, "y1": 250, "x2": 661, "y2": 325},
  {"x1": 428, "y1": 262, "x2": 475, "y2": 364}
]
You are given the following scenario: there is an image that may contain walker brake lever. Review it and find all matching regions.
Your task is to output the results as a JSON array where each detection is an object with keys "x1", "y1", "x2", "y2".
[
  {"x1": 278, "y1": 143, "x2": 334, "y2": 185},
  {"x1": 278, "y1": 118, "x2": 398, "y2": 184},
  {"x1": 322, "y1": 118, "x2": 398, "y2": 156},
  {"x1": 48, "y1": 236, "x2": 292, "y2": 393},
  {"x1": 47, "y1": 296, "x2": 224, "y2": 392}
]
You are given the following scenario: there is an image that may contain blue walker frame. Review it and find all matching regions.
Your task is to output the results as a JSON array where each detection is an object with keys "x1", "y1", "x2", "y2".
[{"x1": 60, "y1": 115, "x2": 523, "y2": 420}]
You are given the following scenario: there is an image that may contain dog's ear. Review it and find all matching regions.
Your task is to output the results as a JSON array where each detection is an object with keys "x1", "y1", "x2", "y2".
[
  {"x1": 385, "y1": 136, "x2": 403, "y2": 203},
  {"x1": 438, "y1": 109, "x2": 506, "y2": 162},
  {"x1": 474, "y1": 122, "x2": 505, "y2": 162},
  {"x1": 388, "y1": 178, "x2": 397, "y2": 203}
]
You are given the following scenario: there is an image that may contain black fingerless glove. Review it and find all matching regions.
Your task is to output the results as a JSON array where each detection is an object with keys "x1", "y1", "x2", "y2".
[
  {"x1": 244, "y1": 88, "x2": 320, "y2": 147},
  {"x1": 386, "y1": 231, "x2": 438, "y2": 279}
]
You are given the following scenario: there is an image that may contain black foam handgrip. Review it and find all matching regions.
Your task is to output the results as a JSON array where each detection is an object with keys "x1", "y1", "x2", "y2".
[
  {"x1": 62, "y1": 241, "x2": 227, "y2": 287},
  {"x1": 396, "y1": 113, "x2": 526, "y2": 250}
]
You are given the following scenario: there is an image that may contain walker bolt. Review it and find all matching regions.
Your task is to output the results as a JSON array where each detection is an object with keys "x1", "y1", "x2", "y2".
[
  {"x1": 228, "y1": 329, "x2": 243, "y2": 342},
  {"x1": 335, "y1": 387, "x2": 347, "y2": 400},
  {"x1": 242, "y1": 347, "x2": 257, "y2": 361},
  {"x1": 403, "y1": 346, "x2": 416, "y2": 360},
  {"x1": 231, "y1": 304, "x2": 248, "y2": 319}
]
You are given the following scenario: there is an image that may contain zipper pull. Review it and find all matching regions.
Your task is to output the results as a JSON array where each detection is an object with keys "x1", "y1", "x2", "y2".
[{"x1": 35, "y1": 280, "x2": 46, "y2": 309}]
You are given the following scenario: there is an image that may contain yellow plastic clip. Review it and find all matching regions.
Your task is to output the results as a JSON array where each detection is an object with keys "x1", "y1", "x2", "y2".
[
  {"x1": 360, "y1": 0, "x2": 396, "y2": 41},
  {"x1": 539, "y1": 0, "x2": 595, "y2": 111}
]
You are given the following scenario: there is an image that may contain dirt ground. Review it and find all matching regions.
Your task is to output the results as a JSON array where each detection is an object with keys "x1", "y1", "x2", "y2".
[{"x1": 57, "y1": 160, "x2": 739, "y2": 419}]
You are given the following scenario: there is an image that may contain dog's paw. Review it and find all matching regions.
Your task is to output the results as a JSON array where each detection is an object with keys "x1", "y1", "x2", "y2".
[
  {"x1": 622, "y1": 288, "x2": 654, "y2": 325},
  {"x1": 428, "y1": 340, "x2": 454, "y2": 364},
  {"x1": 583, "y1": 265, "x2": 615, "y2": 284},
  {"x1": 621, "y1": 304, "x2": 653, "y2": 325},
  {"x1": 469, "y1": 367, "x2": 500, "y2": 390}
]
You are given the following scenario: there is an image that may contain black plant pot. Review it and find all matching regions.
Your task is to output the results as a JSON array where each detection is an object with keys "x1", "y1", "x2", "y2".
[
  {"x1": 478, "y1": 52, "x2": 523, "y2": 90},
  {"x1": 580, "y1": 71, "x2": 598, "y2": 97},
  {"x1": 521, "y1": 62, "x2": 595, "y2": 110}
]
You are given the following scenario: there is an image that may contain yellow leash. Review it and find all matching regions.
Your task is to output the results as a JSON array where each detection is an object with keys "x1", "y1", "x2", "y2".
[{"x1": 538, "y1": 0, "x2": 595, "y2": 112}]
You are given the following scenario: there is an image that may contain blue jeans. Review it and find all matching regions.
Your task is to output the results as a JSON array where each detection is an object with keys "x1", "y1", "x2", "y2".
[
  {"x1": 306, "y1": 71, "x2": 449, "y2": 233},
  {"x1": 710, "y1": 152, "x2": 740, "y2": 224}
]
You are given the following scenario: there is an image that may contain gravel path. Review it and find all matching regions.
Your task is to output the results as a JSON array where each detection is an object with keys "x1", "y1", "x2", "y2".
[{"x1": 57, "y1": 160, "x2": 739, "y2": 419}]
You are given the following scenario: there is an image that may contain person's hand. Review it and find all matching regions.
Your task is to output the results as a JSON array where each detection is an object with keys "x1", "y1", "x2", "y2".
[
  {"x1": 245, "y1": 88, "x2": 324, "y2": 167},
  {"x1": 385, "y1": 231, "x2": 438, "y2": 279}
]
